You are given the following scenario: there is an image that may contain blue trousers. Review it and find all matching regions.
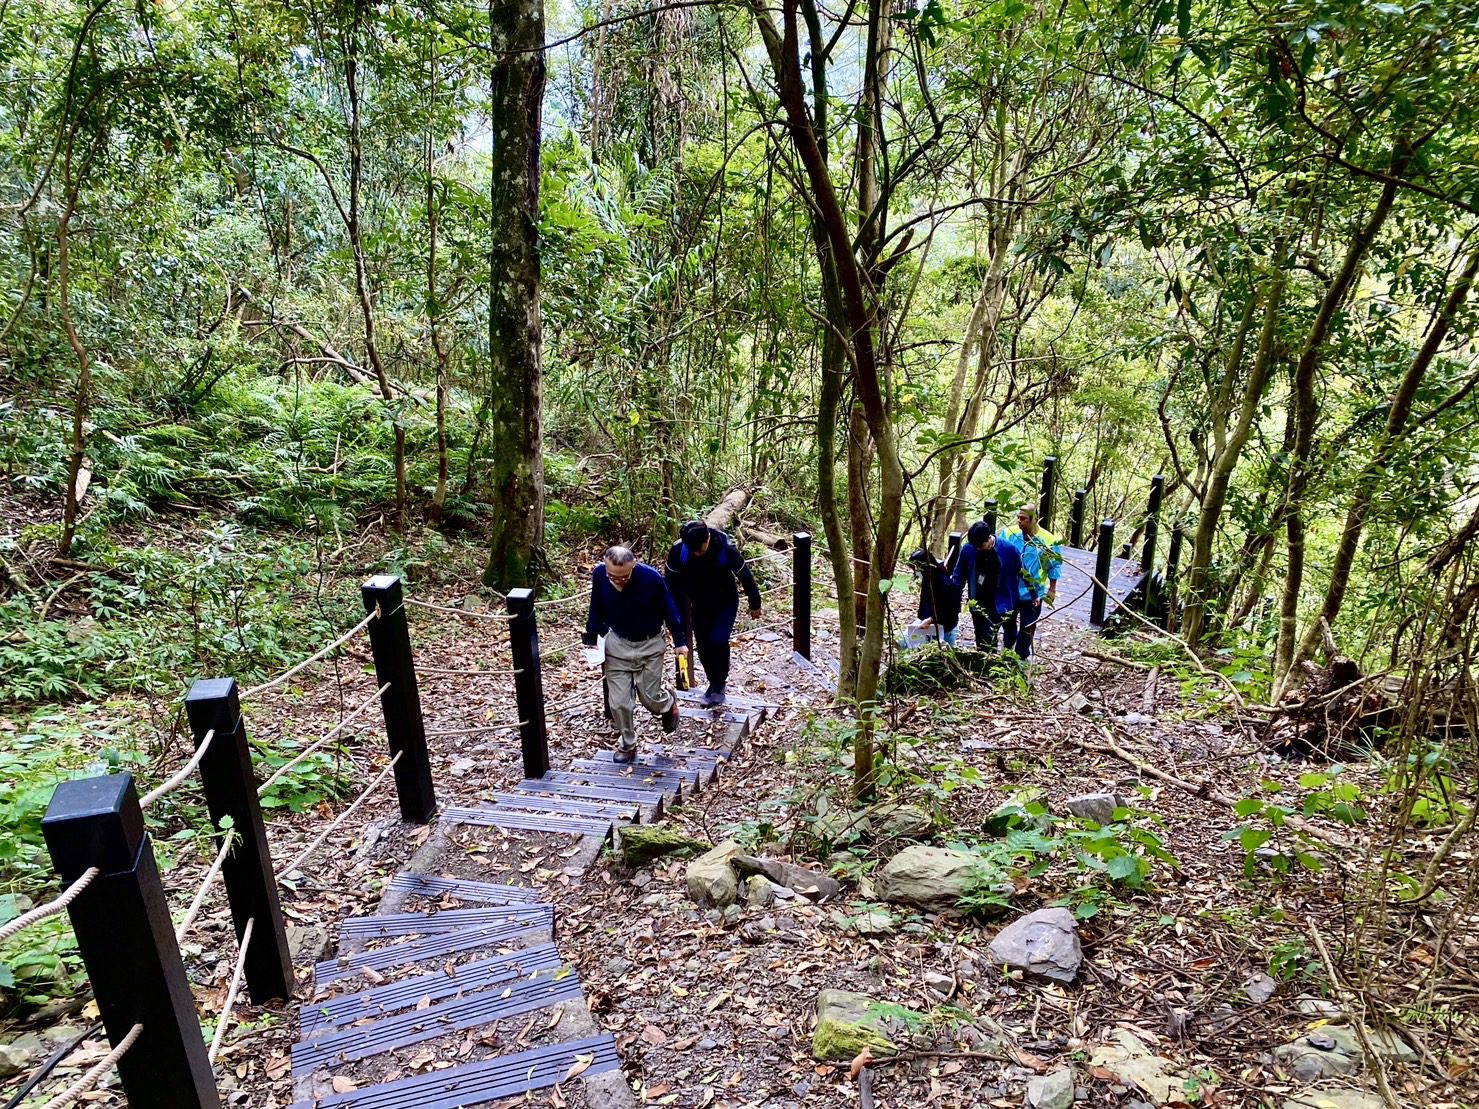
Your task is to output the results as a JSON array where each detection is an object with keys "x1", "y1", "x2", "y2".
[
  {"x1": 1002, "y1": 598, "x2": 1042, "y2": 660},
  {"x1": 690, "y1": 604, "x2": 737, "y2": 689}
]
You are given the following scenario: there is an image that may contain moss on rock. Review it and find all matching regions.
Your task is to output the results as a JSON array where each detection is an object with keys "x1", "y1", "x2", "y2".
[
  {"x1": 617, "y1": 824, "x2": 711, "y2": 867},
  {"x1": 811, "y1": 990, "x2": 897, "y2": 1061}
]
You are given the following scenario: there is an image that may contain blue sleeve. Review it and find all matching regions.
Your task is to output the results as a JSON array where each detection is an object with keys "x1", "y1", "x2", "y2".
[
  {"x1": 1048, "y1": 540, "x2": 1063, "y2": 582},
  {"x1": 730, "y1": 542, "x2": 762, "y2": 609},
  {"x1": 583, "y1": 566, "x2": 604, "y2": 645},
  {"x1": 952, "y1": 544, "x2": 976, "y2": 599},
  {"x1": 659, "y1": 575, "x2": 684, "y2": 641},
  {"x1": 664, "y1": 544, "x2": 688, "y2": 617}
]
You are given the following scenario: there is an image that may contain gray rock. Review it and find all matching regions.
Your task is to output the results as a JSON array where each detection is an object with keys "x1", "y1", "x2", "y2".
[
  {"x1": 1282, "y1": 1090, "x2": 1386, "y2": 1109},
  {"x1": 687, "y1": 840, "x2": 741, "y2": 908},
  {"x1": 1026, "y1": 1068, "x2": 1075, "y2": 1109},
  {"x1": 1064, "y1": 792, "x2": 1125, "y2": 825},
  {"x1": 866, "y1": 802, "x2": 935, "y2": 842},
  {"x1": 38, "y1": 1025, "x2": 85, "y2": 1048},
  {"x1": 1244, "y1": 971, "x2": 1278, "y2": 1004},
  {"x1": 1271, "y1": 1024, "x2": 1416, "y2": 1083},
  {"x1": 449, "y1": 757, "x2": 477, "y2": 777},
  {"x1": 812, "y1": 989, "x2": 900, "y2": 1061},
  {"x1": 0, "y1": 1035, "x2": 46, "y2": 1081},
  {"x1": 987, "y1": 908, "x2": 1083, "y2": 984},
  {"x1": 286, "y1": 924, "x2": 332, "y2": 963},
  {"x1": 874, "y1": 845, "x2": 991, "y2": 914},
  {"x1": 743, "y1": 874, "x2": 779, "y2": 908},
  {"x1": 721, "y1": 904, "x2": 742, "y2": 927},
  {"x1": 924, "y1": 970, "x2": 954, "y2": 997},
  {"x1": 733, "y1": 855, "x2": 842, "y2": 902},
  {"x1": 606, "y1": 956, "x2": 634, "y2": 977},
  {"x1": 1119, "y1": 712, "x2": 1155, "y2": 726}
]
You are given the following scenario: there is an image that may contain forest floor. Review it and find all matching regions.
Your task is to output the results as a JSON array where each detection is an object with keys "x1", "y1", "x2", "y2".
[{"x1": 3, "y1": 532, "x2": 1472, "y2": 1109}]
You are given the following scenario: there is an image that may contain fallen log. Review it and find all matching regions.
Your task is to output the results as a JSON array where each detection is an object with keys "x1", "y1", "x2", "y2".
[
  {"x1": 705, "y1": 487, "x2": 751, "y2": 531},
  {"x1": 740, "y1": 525, "x2": 791, "y2": 551}
]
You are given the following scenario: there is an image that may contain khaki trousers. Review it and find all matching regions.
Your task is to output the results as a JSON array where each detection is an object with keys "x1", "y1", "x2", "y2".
[{"x1": 604, "y1": 632, "x2": 673, "y2": 750}]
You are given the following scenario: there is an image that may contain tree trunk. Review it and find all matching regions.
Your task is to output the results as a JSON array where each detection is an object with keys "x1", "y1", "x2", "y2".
[
  {"x1": 56, "y1": 180, "x2": 88, "y2": 558},
  {"x1": 342, "y1": 3, "x2": 406, "y2": 531},
  {"x1": 425, "y1": 51, "x2": 451, "y2": 528},
  {"x1": 1291, "y1": 243, "x2": 1479, "y2": 667},
  {"x1": 1273, "y1": 160, "x2": 1405, "y2": 689},
  {"x1": 1181, "y1": 264, "x2": 1286, "y2": 644},
  {"x1": 480, "y1": 0, "x2": 547, "y2": 589}
]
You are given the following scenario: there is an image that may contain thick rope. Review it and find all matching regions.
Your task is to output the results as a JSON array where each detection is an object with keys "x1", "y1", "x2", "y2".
[
  {"x1": 139, "y1": 729, "x2": 216, "y2": 809},
  {"x1": 424, "y1": 722, "x2": 523, "y2": 738},
  {"x1": 404, "y1": 598, "x2": 514, "y2": 621},
  {"x1": 207, "y1": 918, "x2": 254, "y2": 1064},
  {"x1": 277, "y1": 752, "x2": 403, "y2": 878},
  {"x1": 174, "y1": 829, "x2": 236, "y2": 944},
  {"x1": 241, "y1": 609, "x2": 378, "y2": 699},
  {"x1": 0, "y1": 868, "x2": 100, "y2": 946},
  {"x1": 532, "y1": 592, "x2": 586, "y2": 609},
  {"x1": 37, "y1": 1023, "x2": 142, "y2": 1109},
  {"x1": 416, "y1": 664, "x2": 521, "y2": 677},
  {"x1": 256, "y1": 683, "x2": 390, "y2": 796},
  {"x1": 755, "y1": 583, "x2": 793, "y2": 598},
  {"x1": 540, "y1": 637, "x2": 587, "y2": 657}
]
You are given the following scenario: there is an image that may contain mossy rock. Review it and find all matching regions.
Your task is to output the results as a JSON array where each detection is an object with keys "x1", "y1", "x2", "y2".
[
  {"x1": 811, "y1": 989, "x2": 898, "y2": 1061},
  {"x1": 617, "y1": 824, "x2": 712, "y2": 867}
]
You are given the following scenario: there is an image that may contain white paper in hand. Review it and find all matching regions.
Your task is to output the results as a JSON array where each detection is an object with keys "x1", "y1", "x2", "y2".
[{"x1": 582, "y1": 635, "x2": 605, "y2": 669}]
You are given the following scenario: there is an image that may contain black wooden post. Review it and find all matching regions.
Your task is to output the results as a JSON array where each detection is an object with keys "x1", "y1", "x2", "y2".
[
  {"x1": 792, "y1": 532, "x2": 812, "y2": 661},
  {"x1": 183, "y1": 679, "x2": 292, "y2": 1003},
  {"x1": 1070, "y1": 489, "x2": 1087, "y2": 548},
  {"x1": 1165, "y1": 526, "x2": 1185, "y2": 631},
  {"x1": 1039, "y1": 456, "x2": 1057, "y2": 528},
  {"x1": 361, "y1": 575, "x2": 436, "y2": 823},
  {"x1": 42, "y1": 775, "x2": 221, "y2": 1109},
  {"x1": 945, "y1": 531, "x2": 963, "y2": 574},
  {"x1": 507, "y1": 588, "x2": 549, "y2": 780},
  {"x1": 1142, "y1": 473, "x2": 1165, "y2": 571},
  {"x1": 984, "y1": 499, "x2": 998, "y2": 535},
  {"x1": 1091, "y1": 519, "x2": 1116, "y2": 626}
]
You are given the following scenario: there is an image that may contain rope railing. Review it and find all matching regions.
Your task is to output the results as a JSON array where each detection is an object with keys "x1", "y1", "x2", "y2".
[
  {"x1": 755, "y1": 582, "x2": 793, "y2": 599},
  {"x1": 540, "y1": 637, "x2": 588, "y2": 657},
  {"x1": 532, "y1": 592, "x2": 586, "y2": 610},
  {"x1": 415, "y1": 664, "x2": 521, "y2": 677},
  {"x1": 138, "y1": 729, "x2": 216, "y2": 810},
  {"x1": 241, "y1": 609, "x2": 378, "y2": 699},
  {"x1": 277, "y1": 752, "x2": 403, "y2": 879},
  {"x1": 37, "y1": 1022, "x2": 142, "y2": 1109},
  {"x1": 0, "y1": 868, "x2": 100, "y2": 947},
  {"x1": 424, "y1": 721, "x2": 522, "y2": 738},
  {"x1": 404, "y1": 598, "x2": 514, "y2": 621},
  {"x1": 206, "y1": 917, "x2": 254, "y2": 1065},
  {"x1": 256, "y1": 683, "x2": 390, "y2": 797},
  {"x1": 173, "y1": 829, "x2": 237, "y2": 945}
]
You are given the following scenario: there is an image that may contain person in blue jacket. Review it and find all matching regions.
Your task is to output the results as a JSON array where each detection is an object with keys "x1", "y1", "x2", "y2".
[
  {"x1": 953, "y1": 521, "x2": 1002, "y2": 649},
  {"x1": 906, "y1": 548, "x2": 963, "y2": 646},
  {"x1": 583, "y1": 546, "x2": 683, "y2": 761},
  {"x1": 996, "y1": 503, "x2": 1062, "y2": 660},
  {"x1": 665, "y1": 520, "x2": 762, "y2": 705}
]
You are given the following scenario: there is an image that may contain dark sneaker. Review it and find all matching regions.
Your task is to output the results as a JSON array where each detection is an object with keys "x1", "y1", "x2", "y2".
[
  {"x1": 661, "y1": 701, "x2": 679, "y2": 734},
  {"x1": 700, "y1": 684, "x2": 727, "y2": 706},
  {"x1": 613, "y1": 746, "x2": 637, "y2": 764}
]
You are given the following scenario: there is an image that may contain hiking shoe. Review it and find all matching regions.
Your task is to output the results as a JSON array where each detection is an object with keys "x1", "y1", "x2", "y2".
[
  {"x1": 612, "y1": 746, "x2": 637, "y2": 764},
  {"x1": 661, "y1": 701, "x2": 680, "y2": 734},
  {"x1": 700, "y1": 684, "x2": 727, "y2": 706}
]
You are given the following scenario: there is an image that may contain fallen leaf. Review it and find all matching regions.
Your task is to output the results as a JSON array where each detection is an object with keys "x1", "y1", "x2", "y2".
[
  {"x1": 331, "y1": 1077, "x2": 357, "y2": 1093},
  {"x1": 564, "y1": 1052, "x2": 595, "y2": 1080}
]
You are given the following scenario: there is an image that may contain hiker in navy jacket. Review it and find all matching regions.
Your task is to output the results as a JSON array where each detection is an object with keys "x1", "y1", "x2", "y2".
[
  {"x1": 665, "y1": 520, "x2": 762, "y2": 705},
  {"x1": 953, "y1": 521, "x2": 1002, "y2": 649}
]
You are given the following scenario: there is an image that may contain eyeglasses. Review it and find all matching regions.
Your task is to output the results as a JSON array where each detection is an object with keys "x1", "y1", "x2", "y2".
[{"x1": 607, "y1": 566, "x2": 635, "y2": 586}]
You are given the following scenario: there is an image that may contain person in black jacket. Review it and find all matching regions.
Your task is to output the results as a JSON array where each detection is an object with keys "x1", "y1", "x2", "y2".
[
  {"x1": 665, "y1": 519, "x2": 762, "y2": 705},
  {"x1": 906, "y1": 547, "x2": 963, "y2": 646}
]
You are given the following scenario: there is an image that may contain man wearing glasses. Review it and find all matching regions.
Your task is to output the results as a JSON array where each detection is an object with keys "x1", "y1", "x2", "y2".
[{"x1": 582, "y1": 546, "x2": 683, "y2": 761}]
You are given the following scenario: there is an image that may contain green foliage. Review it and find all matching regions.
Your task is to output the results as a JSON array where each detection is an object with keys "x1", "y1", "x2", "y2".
[{"x1": 1224, "y1": 771, "x2": 1365, "y2": 879}]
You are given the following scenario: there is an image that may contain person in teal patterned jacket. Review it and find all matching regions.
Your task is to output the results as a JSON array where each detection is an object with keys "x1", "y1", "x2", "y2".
[{"x1": 996, "y1": 503, "x2": 1062, "y2": 660}]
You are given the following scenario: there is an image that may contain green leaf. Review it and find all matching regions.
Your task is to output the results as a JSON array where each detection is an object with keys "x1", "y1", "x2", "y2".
[
  {"x1": 1239, "y1": 827, "x2": 1273, "y2": 853},
  {"x1": 1107, "y1": 855, "x2": 1142, "y2": 881},
  {"x1": 1234, "y1": 797, "x2": 1263, "y2": 817}
]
